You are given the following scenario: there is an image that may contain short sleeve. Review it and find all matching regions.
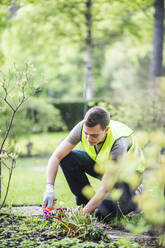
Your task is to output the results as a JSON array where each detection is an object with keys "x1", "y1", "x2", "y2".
[
  {"x1": 111, "y1": 137, "x2": 131, "y2": 161},
  {"x1": 65, "y1": 121, "x2": 83, "y2": 145}
]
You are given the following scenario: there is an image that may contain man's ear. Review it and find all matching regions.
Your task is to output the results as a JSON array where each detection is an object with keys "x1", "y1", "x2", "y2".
[{"x1": 105, "y1": 126, "x2": 110, "y2": 133}]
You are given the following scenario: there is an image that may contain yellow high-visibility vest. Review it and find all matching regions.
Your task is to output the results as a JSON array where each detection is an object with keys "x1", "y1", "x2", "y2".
[{"x1": 81, "y1": 120, "x2": 135, "y2": 166}]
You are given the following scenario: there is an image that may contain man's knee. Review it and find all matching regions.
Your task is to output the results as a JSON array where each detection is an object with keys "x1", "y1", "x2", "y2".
[
  {"x1": 60, "y1": 152, "x2": 71, "y2": 166},
  {"x1": 96, "y1": 200, "x2": 117, "y2": 222}
]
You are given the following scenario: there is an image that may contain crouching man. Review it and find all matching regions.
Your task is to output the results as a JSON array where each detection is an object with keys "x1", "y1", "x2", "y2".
[{"x1": 42, "y1": 106, "x2": 143, "y2": 221}]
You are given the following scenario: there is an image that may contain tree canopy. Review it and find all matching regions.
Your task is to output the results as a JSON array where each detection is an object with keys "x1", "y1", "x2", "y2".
[{"x1": 0, "y1": 0, "x2": 157, "y2": 102}]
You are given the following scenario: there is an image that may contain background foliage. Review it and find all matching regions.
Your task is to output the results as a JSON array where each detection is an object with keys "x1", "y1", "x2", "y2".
[
  {"x1": 0, "y1": 0, "x2": 165, "y2": 246},
  {"x1": 0, "y1": 0, "x2": 157, "y2": 99}
]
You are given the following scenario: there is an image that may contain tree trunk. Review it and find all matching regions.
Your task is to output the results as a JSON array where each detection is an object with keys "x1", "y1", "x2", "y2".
[
  {"x1": 149, "y1": 0, "x2": 164, "y2": 88},
  {"x1": 84, "y1": 0, "x2": 93, "y2": 115}
]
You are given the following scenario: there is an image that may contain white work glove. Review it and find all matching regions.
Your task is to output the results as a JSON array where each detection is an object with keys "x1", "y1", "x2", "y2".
[
  {"x1": 135, "y1": 184, "x2": 144, "y2": 196},
  {"x1": 42, "y1": 183, "x2": 55, "y2": 209}
]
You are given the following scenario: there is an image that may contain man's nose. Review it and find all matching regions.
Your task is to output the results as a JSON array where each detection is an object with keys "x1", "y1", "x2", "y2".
[{"x1": 86, "y1": 135, "x2": 92, "y2": 142}]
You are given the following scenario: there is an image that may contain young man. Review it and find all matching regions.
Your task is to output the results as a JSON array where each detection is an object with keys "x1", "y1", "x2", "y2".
[{"x1": 42, "y1": 106, "x2": 142, "y2": 221}]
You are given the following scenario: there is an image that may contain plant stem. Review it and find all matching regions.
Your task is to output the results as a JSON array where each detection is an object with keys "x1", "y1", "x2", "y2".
[{"x1": 0, "y1": 159, "x2": 15, "y2": 209}]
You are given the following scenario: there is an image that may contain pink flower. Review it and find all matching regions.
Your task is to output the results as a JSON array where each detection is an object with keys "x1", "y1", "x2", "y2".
[
  {"x1": 44, "y1": 209, "x2": 50, "y2": 214},
  {"x1": 56, "y1": 207, "x2": 68, "y2": 211},
  {"x1": 103, "y1": 225, "x2": 109, "y2": 229},
  {"x1": 93, "y1": 225, "x2": 100, "y2": 228},
  {"x1": 92, "y1": 217, "x2": 97, "y2": 221},
  {"x1": 103, "y1": 225, "x2": 112, "y2": 230},
  {"x1": 45, "y1": 214, "x2": 52, "y2": 219}
]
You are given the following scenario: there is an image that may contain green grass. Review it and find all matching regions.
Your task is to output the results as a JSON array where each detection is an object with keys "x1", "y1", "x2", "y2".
[
  {"x1": 14, "y1": 131, "x2": 69, "y2": 156},
  {"x1": 1, "y1": 131, "x2": 100, "y2": 207},
  {"x1": 1, "y1": 156, "x2": 100, "y2": 207}
]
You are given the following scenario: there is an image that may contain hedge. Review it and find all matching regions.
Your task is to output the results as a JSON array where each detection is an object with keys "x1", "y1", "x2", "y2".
[{"x1": 52, "y1": 101, "x2": 86, "y2": 130}]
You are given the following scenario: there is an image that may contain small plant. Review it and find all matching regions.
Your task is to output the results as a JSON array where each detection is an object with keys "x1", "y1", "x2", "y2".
[
  {"x1": 110, "y1": 238, "x2": 141, "y2": 248},
  {"x1": 44, "y1": 207, "x2": 112, "y2": 241},
  {"x1": 0, "y1": 208, "x2": 144, "y2": 248},
  {"x1": 0, "y1": 62, "x2": 38, "y2": 208}
]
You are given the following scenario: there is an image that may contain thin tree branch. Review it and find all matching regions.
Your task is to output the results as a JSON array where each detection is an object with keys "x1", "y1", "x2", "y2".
[
  {"x1": 0, "y1": 87, "x2": 25, "y2": 153},
  {"x1": 3, "y1": 85, "x2": 15, "y2": 112},
  {"x1": 0, "y1": 110, "x2": 16, "y2": 154},
  {"x1": 0, "y1": 159, "x2": 16, "y2": 209},
  {"x1": 1, "y1": 159, "x2": 10, "y2": 170}
]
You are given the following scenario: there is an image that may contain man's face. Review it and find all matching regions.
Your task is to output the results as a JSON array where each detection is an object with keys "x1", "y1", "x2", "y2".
[{"x1": 83, "y1": 124, "x2": 109, "y2": 146}]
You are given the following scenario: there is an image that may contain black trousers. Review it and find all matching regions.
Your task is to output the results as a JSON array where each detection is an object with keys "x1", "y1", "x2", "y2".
[{"x1": 60, "y1": 150, "x2": 137, "y2": 221}]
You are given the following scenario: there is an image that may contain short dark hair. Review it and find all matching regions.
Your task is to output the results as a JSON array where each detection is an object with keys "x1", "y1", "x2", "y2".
[{"x1": 84, "y1": 106, "x2": 110, "y2": 130}]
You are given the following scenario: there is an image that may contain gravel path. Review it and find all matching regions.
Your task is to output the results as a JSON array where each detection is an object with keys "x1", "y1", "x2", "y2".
[{"x1": 11, "y1": 206, "x2": 43, "y2": 216}]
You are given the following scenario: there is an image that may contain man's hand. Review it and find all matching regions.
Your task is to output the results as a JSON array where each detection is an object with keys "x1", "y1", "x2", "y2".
[
  {"x1": 42, "y1": 183, "x2": 55, "y2": 209},
  {"x1": 82, "y1": 206, "x2": 90, "y2": 215},
  {"x1": 82, "y1": 173, "x2": 112, "y2": 214}
]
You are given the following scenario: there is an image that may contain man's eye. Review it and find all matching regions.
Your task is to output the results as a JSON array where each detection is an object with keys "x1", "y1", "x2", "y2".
[
  {"x1": 91, "y1": 134, "x2": 98, "y2": 138},
  {"x1": 84, "y1": 132, "x2": 98, "y2": 138}
]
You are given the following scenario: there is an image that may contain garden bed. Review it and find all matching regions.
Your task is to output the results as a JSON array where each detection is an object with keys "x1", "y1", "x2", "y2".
[{"x1": 0, "y1": 206, "x2": 160, "y2": 248}]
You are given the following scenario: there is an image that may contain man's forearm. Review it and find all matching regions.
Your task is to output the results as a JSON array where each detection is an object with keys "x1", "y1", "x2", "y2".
[
  {"x1": 43, "y1": 139, "x2": 75, "y2": 209},
  {"x1": 46, "y1": 140, "x2": 75, "y2": 185},
  {"x1": 83, "y1": 189, "x2": 109, "y2": 214},
  {"x1": 46, "y1": 154, "x2": 60, "y2": 185},
  {"x1": 83, "y1": 171, "x2": 115, "y2": 215}
]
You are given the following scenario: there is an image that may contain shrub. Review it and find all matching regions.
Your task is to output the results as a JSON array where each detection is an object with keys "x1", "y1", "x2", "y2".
[
  {"x1": 23, "y1": 97, "x2": 67, "y2": 133},
  {"x1": 52, "y1": 101, "x2": 84, "y2": 130},
  {"x1": 0, "y1": 97, "x2": 67, "y2": 141}
]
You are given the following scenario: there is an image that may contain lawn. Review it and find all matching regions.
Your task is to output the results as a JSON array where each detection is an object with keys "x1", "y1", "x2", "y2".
[
  {"x1": 1, "y1": 131, "x2": 100, "y2": 207},
  {"x1": 14, "y1": 131, "x2": 70, "y2": 156},
  {"x1": 2, "y1": 156, "x2": 67, "y2": 206},
  {"x1": 2, "y1": 156, "x2": 100, "y2": 207}
]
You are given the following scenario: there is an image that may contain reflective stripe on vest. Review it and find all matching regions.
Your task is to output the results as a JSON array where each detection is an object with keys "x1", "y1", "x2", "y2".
[{"x1": 81, "y1": 120, "x2": 134, "y2": 165}]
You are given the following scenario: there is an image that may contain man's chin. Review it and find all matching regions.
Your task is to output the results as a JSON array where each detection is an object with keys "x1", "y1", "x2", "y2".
[{"x1": 88, "y1": 142, "x2": 95, "y2": 146}]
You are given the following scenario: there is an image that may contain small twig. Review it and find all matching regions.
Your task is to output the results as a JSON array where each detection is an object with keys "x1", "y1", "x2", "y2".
[
  {"x1": 15, "y1": 96, "x2": 25, "y2": 112},
  {"x1": 117, "y1": 201, "x2": 128, "y2": 222},
  {"x1": 0, "y1": 158, "x2": 16, "y2": 209},
  {"x1": 3, "y1": 86, "x2": 15, "y2": 112},
  {"x1": 1, "y1": 159, "x2": 10, "y2": 170},
  {"x1": 0, "y1": 110, "x2": 16, "y2": 154},
  {"x1": 0, "y1": 88, "x2": 25, "y2": 154},
  {"x1": 4, "y1": 97, "x2": 15, "y2": 112}
]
